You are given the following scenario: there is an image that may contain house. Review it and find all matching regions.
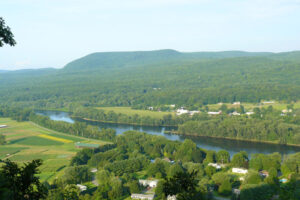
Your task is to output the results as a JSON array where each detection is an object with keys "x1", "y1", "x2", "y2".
[
  {"x1": 233, "y1": 188, "x2": 241, "y2": 195},
  {"x1": 131, "y1": 194, "x2": 154, "y2": 200},
  {"x1": 176, "y1": 108, "x2": 189, "y2": 115},
  {"x1": 232, "y1": 168, "x2": 248, "y2": 174},
  {"x1": 148, "y1": 107, "x2": 154, "y2": 110},
  {"x1": 208, "y1": 163, "x2": 224, "y2": 170},
  {"x1": 233, "y1": 102, "x2": 241, "y2": 105},
  {"x1": 167, "y1": 195, "x2": 177, "y2": 200},
  {"x1": 75, "y1": 142, "x2": 100, "y2": 149},
  {"x1": 91, "y1": 168, "x2": 98, "y2": 173},
  {"x1": 139, "y1": 179, "x2": 158, "y2": 188},
  {"x1": 170, "y1": 104, "x2": 176, "y2": 108},
  {"x1": 282, "y1": 109, "x2": 292, "y2": 113},
  {"x1": 208, "y1": 111, "x2": 222, "y2": 115},
  {"x1": 76, "y1": 184, "x2": 87, "y2": 192},
  {"x1": 230, "y1": 111, "x2": 241, "y2": 116},
  {"x1": 259, "y1": 170, "x2": 269, "y2": 177},
  {"x1": 246, "y1": 111, "x2": 254, "y2": 115},
  {"x1": 0, "y1": 125, "x2": 7, "y2": 128},
  {"x1": 263, "y1": 101, "x2": 275, "y2": 104}
]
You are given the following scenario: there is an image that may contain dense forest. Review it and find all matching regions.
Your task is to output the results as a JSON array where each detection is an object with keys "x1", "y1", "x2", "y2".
[{"x1": 0, "y1": 50, "x2": 300, "y2": 109}]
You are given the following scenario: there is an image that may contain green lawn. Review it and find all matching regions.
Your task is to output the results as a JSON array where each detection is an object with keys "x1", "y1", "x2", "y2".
[
  {"x1": 96, "y1": 107, "x2": 174, "y2": 119},
  {"x1": 0, "y1": 117, "x2": 109, "y2": 183}
]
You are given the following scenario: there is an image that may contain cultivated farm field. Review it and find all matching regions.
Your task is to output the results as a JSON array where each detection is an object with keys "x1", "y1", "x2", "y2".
[{"x1": 0, "y1": 118, "x2": 109, "y2": 182}]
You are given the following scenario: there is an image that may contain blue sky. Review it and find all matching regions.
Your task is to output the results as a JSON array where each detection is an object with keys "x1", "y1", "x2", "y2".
[{"x1": 0, "y1": 0, "x2": 300, "y2": 70}]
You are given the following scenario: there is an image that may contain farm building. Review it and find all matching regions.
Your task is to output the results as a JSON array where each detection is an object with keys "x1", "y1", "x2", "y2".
[
  {"x1": 131, "y1": 194, "x2": 154, "y2": 200},
  {"x1": 0, "y1": 125, "x2": 7, "y2": 128},
  {"x1": 75, "y1": 142, "x2": 100, "y2": 149}
]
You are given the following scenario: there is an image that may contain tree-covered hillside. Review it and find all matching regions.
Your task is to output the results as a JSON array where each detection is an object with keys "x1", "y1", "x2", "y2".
[{"x1": 0, "y1": 49, "x2": 300, "y2": 108}]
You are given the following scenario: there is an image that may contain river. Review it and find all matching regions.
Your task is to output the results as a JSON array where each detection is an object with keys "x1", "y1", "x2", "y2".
[{"x1": 36, "y1": 110, "x2": 300, "y2": 157}]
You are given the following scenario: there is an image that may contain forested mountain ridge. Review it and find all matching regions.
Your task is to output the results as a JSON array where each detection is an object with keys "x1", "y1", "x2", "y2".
[{"x1": 0, "y1": 50, "x2": 300, "y2": 108}]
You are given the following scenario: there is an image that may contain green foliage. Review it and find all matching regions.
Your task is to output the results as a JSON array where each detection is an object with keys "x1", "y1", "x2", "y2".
[
  {"x1": 281, "y1": 153, "x2": 300, "y2": 177},
  {"x1": 243, "y1": 171, "x2": 262, "y2": 185},
  {"x1": 218, "y1": 178, "x2": 232, "y2": 196},
  {"x1": 0, "y1": 159, "x2": 47, "y2": 200},
  {"x1": 231, "y1": 151, "x2": 248, "y2": 168},
  {"x1": 239, "y1": 183, "x2": 276, "y2": 200},
  {"x1": 216, "y1": 150, "x2": 230, "y2": 164},
  {"x1": 62, "y1": 165, "x2": 92, "y2": 184},
  {"x1": 163, "y1": 170, "x2": 203, "y2": 200},
  {"x1": 0, "y1": 17, "x2": 16, "y2": 47},
  {"x1": 1, "y1": 50, "x2": 300, "y2": 110}
]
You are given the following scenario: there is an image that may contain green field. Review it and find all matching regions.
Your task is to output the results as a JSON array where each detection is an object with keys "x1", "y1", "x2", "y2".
[
  {"x1": 96, "y1": 106, "x2": 175, "y2": 119},
  {"x1": 0, "y1": 118, "x2": 109, "y2": 182}
]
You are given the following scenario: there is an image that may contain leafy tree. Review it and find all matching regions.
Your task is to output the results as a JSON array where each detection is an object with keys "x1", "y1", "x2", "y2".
[
  {"x1": 0, "y1": 159, "x2": 47, "y2": 200},
  {"x1": 243, "y1": 171, "x2": 262, "y2": 185},
  {"x1": 218, "y1": 178, "x2": 232, "y2": 196},
  {"x1": 216, "y1": 150, "x2": 230, "y2": 164},
  {"x1": 0, "y1": 17, "x2": 16, "y2": 47},
  {"x1": 231, "y1": 151, "x2": 248, "y2": 168},
  {"x1": 163, "y1": 171, "x2": 203, "y2": 200},
  {"x1": 205, "y1": 165, "x2": 216, "y2": 178}
]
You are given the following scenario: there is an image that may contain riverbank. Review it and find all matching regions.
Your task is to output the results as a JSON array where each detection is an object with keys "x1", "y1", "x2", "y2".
[
  {"x1": 164, "y1": 130, "x2": 300, "y2": 147},
  {"x1": 73, "y1": 116, "x2": 178, "y2": 128}
]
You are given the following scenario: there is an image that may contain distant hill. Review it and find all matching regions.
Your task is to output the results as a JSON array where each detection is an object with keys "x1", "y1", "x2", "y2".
[
  {"x1": 0, "y1": 49, "x2": 299, "y2": 108},
  {"x1": 63, "y1": 49, "x2": 273, "y2": 72}
]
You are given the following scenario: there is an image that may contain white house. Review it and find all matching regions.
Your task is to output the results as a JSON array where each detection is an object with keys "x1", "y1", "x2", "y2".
[
  {"x1": 148, "y1": 107, "x2": 154, "y2": 111},
  {"x1": 208, "y1": 163, "x2": 224, "y2": 170},
  {"x1": 170, "y1": 104, "x2": 176, "y2": 108},
  {"x1": 246, "y1": 111, "x2": 254, "y2": 115},
  {"x1": 208, "y1": 111, "x2": 222, "y2": 115},
  {"x1": 233, "y1": 102, "x2": 241, "y2": 105},
  {"x1": 263, "y1": 101, "x2": 275, "y2": 104},
  {"x1": 131, "y1": 194, "x2": 154, "y2": 200},
  {"x1": 167, "y1": 195, "x2": 177, "y2": 200},
  {"x1": 139, "y1": 180, "x2": 158, "y2": 188},
  {"x1": 176, "y1": 108, "x2": 189, "y2": 115},
  {"x1": 76, "y1": 184, "x2": 87, "y2": 192},
  {"x1": 232, "y1": 168, "x2": 248, "y2": 174},
  {"x1": 90, "y1": 168, "x2": 98, "y2": 173},
  {"x1": 0, "y1": 125, "x2": 7, "y2": 128},
  {"x1": 230, "y1": 111, "x2": 241, "y2": 116}
]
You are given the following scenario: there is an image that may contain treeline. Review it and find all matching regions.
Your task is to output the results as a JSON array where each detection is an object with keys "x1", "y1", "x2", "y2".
[
  {"x1": 178, "y1": 117, "x2": 300, "y2": 145},
  {"x1": 71, "y1": 107, "x2": 182, "y2": 126}
]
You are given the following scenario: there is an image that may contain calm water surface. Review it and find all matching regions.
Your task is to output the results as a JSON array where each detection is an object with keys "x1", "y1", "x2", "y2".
[{"x1": 36, "y1": 110, "x2": 300, "y2": 157}]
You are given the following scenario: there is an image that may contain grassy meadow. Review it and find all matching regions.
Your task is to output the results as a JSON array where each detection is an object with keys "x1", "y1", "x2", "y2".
[
  {"x1": 0, "y1": 118, "x2": 109, "y2": 183},
  {"x1": 96, "y1": 106, "x2": 175, "y2": 119}
]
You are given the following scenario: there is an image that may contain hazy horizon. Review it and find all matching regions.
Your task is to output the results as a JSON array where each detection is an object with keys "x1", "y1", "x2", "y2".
[{"x1": 1, "y1": 0, "x2": 300, "y2": 70}]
